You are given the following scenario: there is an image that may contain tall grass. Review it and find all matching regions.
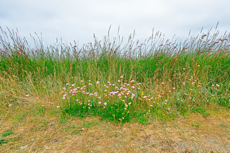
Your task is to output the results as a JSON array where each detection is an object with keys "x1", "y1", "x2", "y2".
[{"x1": 0, "y1": 26, "x2": 229, "y2": 123}]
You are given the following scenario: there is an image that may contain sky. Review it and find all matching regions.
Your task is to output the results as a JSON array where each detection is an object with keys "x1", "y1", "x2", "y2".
[{"x1": 0, "y1": 0, "x2": 230, "y2": 47}]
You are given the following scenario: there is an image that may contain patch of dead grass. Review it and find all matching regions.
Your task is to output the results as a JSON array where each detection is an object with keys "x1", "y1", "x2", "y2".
[{"x1": 0, "y1": 109, "x2": 229, "y2": 153}]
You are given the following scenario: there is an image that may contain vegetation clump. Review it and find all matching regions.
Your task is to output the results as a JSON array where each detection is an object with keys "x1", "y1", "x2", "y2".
[{"x1": 0, "y1": 26, "x2": 229, "y2": 123}]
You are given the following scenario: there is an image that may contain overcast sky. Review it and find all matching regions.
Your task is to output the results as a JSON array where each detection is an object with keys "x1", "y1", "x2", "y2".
[{"x1": 0, "y1": 0, "x2": 230, "y2": 47}]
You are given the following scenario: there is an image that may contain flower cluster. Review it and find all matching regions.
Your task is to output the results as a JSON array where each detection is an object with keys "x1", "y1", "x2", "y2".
[{"x1": 60, "y1": 78, "x2": 137, "y2": 112}]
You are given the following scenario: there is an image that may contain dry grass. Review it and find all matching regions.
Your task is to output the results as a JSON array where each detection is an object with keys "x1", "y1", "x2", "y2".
[
  {"x1": 1, "y1": 108, "x2": 229, "y2": 153},
  {"x1": 1, "y1": 26, "x2": 230, "y2": 152}
]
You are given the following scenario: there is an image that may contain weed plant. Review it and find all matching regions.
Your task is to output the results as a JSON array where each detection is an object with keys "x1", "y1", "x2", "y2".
[{"x1": 0, "y1": 26, "x2": 230, "y2": 123}]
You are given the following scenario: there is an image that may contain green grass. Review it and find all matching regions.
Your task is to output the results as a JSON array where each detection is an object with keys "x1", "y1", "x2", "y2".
[
  {"x1": 0, "y1": 27, "x2": 230, "y2": 123},
  {"x1": 1, "y1": 130, "x2": 14, "y2": 137}
]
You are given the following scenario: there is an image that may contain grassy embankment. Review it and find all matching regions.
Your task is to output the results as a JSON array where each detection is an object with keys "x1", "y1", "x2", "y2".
[{"x1": 0, "y1": 27, "x2": 229, "y2": 152}]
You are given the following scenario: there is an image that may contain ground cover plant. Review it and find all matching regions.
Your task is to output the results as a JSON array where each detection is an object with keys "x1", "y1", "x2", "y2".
[{"x1": 0, "y1": 26, "x2": 230, "y2": 152}]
